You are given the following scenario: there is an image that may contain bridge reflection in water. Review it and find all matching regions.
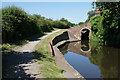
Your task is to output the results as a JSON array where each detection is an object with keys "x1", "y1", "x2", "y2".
[
  {"x1": 58, "y1": 40, "x2": 119, "y2": 79},
  {"x1": 59, "y1": 40, "x2": 91, "y2": 57}
]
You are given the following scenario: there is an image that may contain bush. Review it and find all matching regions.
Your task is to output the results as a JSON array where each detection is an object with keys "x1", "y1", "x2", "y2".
[
  {"x1": 2, "y1": 6, "x2": 73, "y2": 44},
  {"x1": 40, "y1": 19, "x2": 53, "y2": 32},
  {"x1": 2, "y1": 6, "x2": 26, "y2": 42},
  {"x1": 2, "y1": 6, "x2": 44, "y2": 43},
  {"x1": 90, "y1": 14, "x2": 104, "y2": 42}
]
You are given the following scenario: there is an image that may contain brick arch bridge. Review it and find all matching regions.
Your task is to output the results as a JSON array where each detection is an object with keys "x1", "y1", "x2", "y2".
[
  {"x1": 52, "y1": 22, "x2": 91, "y2": 46},
  {"x1": 51, "y1": 22, "x2": 91, "y2": 56},
  {"x1": 49, "y1": 23, "x2": 92, "y2": 78},
  {"x1": 67, "y1": 22, "x2": 91, "y2": 41}
]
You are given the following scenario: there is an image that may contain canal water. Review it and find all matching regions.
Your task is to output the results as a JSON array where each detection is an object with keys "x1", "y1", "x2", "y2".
[{"x1": 58, "y1": 40, "x2": 119, "y2": 79}]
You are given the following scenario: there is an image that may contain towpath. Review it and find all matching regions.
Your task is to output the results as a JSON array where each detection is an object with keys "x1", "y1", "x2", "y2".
[{"x1": 3, "y1": 29, "x2": 60, "y2": 79}]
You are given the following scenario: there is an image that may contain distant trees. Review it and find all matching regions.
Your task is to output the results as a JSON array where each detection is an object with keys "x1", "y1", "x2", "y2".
[
  {"x1": 78, "y1": 22, "x2": 84, "y2": 25},
  {"x1": 60, "y1": 18, "x2": 75, "y2": 27},
  {"x1": 52, "y1": 18, "x2": 75, "y2": 29},
  {"x1": 2, "y1": 6, "x2": 74, "y2": 43},
  {"x1": 53, "y1": 20, "x2": 68, "y2": 29}
]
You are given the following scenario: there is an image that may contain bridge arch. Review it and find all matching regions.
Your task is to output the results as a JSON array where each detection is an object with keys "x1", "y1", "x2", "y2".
[{"x1": 80, "y1": 27, "x2": 91, "y2": 40}]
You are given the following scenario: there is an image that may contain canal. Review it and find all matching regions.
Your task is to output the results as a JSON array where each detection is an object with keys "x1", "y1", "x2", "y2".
[{"x1": 58, "y1": 40, "x2": 119, "y2": 79}]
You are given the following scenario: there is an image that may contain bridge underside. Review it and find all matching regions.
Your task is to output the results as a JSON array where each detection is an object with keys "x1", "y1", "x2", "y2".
[{"x1": 81, "y1": 29, "x2": 90, "y2": 40}]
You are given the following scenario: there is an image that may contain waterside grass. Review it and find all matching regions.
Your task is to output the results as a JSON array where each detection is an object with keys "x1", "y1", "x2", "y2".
[{"x1": 34, "y1": 29, "x2": 66, "y2": 78}]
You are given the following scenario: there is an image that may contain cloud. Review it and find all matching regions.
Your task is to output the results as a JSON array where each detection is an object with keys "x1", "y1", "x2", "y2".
[{"x1": 67, "y1": 17, "x2": 73, "y2": 20}]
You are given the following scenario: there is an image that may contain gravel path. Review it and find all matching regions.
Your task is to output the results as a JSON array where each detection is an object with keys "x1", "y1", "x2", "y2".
[{"x1": 3, "y1": 30, "x2": 61, "y2": 79}]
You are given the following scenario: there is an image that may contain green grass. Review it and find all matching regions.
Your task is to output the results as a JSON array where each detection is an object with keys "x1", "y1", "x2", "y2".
[
  {"x1": 44, "y1": 28, "x2": 59, "y2": 34},
  {"x1": 39, "y1": 62, "x2": 65, "y2": 78},
  {"x1": 34, "y1": 29, "x2": 66, "y2": 78},
  {"x1": 2, "y1": 40, "x2": 29, "y2": 50}
]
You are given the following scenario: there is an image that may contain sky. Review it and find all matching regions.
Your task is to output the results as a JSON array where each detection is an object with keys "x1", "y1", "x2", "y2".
[{"x1": 2, "y1": 2, "x2": 93, "y2": 24}]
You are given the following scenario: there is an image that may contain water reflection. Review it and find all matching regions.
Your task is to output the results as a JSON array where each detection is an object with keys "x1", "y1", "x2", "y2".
[
  {"x1": 58, "y1": 40, "x2": 119, "y2": 79},
  {"x1": 59, "y1": 40, "x2": 91, "y2": 57},
  {"x1": 81, "y1": 40, "x2": 90, "y2": 51}
]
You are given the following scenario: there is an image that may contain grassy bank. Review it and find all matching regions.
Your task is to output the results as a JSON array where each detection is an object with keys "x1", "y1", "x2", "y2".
[{"x1": 34, "y1": 29, "x2": 66, "y2": 78}]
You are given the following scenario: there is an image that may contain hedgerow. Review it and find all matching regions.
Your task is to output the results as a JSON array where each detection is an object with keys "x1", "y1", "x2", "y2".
[{"x1": 2, "y1": 6, "x2": 74, "y2": 43}]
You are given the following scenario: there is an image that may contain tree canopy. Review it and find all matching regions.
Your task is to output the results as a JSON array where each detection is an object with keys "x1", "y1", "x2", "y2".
[{"x1": 89, "y1": 1, "x2": 120, "y2": 47}]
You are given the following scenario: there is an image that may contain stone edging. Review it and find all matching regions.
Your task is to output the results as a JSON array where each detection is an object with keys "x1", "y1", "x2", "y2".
[{"x1": 49, "y1": 31, "x2": 86, "y2": 79}]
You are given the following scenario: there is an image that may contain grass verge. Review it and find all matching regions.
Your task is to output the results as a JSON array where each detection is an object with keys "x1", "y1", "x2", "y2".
[{"x1": 34, "y1": 29, "x2": 66, "y2": 78}]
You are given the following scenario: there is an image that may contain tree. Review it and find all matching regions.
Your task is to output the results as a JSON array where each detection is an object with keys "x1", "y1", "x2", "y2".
[
  {"x1": 87, "y1": 10, "x2": 95, "y2": 19},
  {"x1": 78, "y1": 22, "x2": 84, "y2": 25},
  {"x1": 90, "y1": 1, "x2": 120, "y2": 46},
  {"x1": 60, "y1": 18, "x2": 75, "y2": 27}
]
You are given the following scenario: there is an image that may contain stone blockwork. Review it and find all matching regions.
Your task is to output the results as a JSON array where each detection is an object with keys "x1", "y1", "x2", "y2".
[
  {"x1": 52, "y1": 31, "x2": 69, "y2": 46},
  {"x1": 68, "y1": 22, "x2": 91, "y2": 40}
]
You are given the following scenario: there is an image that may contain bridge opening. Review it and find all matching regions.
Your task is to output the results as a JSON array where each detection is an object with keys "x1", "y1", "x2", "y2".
[{"x1": 81, "y1": 29, "x2": 90, "y2": 40}]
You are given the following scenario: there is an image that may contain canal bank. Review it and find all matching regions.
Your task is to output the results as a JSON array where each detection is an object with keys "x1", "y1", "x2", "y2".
[
  {"x1": 54, "y1": 42, "x2": 84, "y2": 78},
  {"x1": 49, "y1": 31, "x2": 85, "y2": 79}
]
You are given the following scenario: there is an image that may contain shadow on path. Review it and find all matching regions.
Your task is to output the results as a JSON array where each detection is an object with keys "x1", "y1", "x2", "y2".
[{"x1": 2, "y1": 51, "x2": 37, "y2": 79}]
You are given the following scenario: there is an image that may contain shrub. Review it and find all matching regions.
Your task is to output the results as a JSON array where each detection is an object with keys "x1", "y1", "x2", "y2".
[
  {"x1": 2, "y1": 6, "x2": 43, "y2": 43},
  {"x1": 90, "y1": 14, "x2": 104, "y2": 42}
]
